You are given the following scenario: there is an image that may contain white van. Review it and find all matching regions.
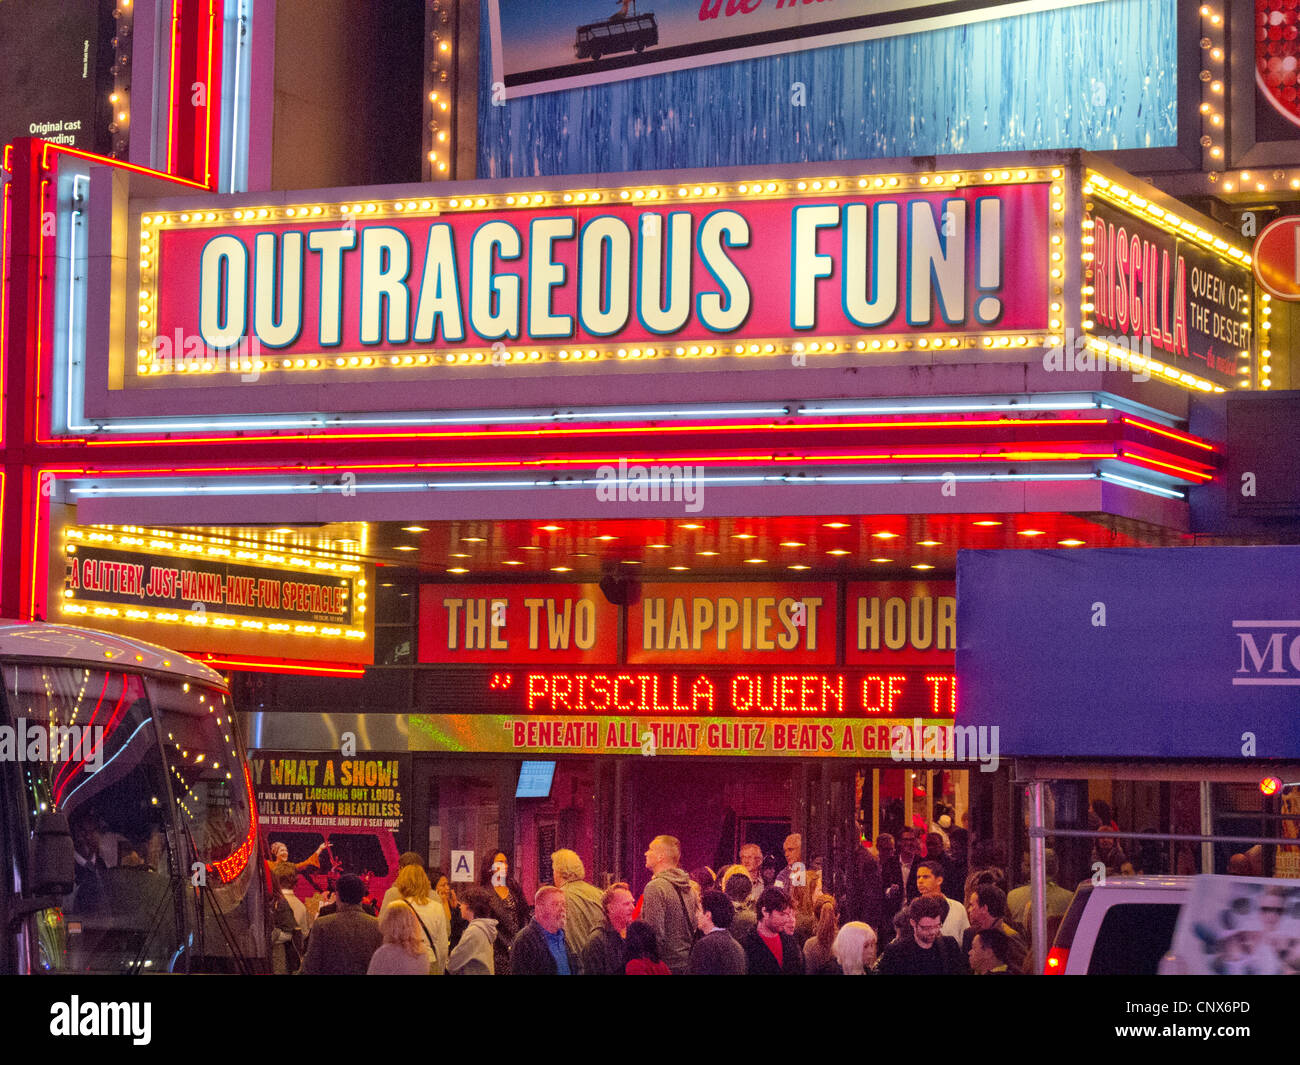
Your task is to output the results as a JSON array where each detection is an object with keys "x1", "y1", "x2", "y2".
[
  {"x1": 1046, "y1": 874, "x2": 1300, "y2": 975},
  {"x1": 1045, "y1": 875, "x2": 1190, "y2": 975}
]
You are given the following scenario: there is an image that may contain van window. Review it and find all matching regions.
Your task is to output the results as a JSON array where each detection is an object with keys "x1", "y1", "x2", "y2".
[{"x1": 1086, "y1": 903, "x2": 1180, "y2": 975}]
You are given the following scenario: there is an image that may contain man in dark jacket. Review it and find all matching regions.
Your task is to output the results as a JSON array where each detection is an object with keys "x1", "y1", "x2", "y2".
[
  {"x1": 875, "y1": 895, "x2": 970, "y2": 975},
  {"x1": 509, "y1": 885, "x2": 580, "y2": 975},
  {"x1": 300, "y1": 874, "x2": 382, "y2": 975},
  {"x1": 842, "y1": 840, "x2": 885, "y2": 937},
  {"x1": 640, "y1": 834, "x2": 699, "y2": 975},
  {"x1": 581, "y1": 882, "x2": 635, "y2": 975},
  {"x1": 690, "y1": 889, "x2": 747, "y2": 974},
  {"x1": 740, "y1": 888, "x2": 804, "y2": 975}
]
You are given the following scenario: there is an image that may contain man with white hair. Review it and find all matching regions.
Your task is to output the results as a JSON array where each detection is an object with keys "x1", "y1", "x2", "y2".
[
  {"x1": 739, "y1": 842, "x2": 764, "y2": 903},
  {"x1": 641, "y1": 834, "x2": 699, "y2": 974},
  {"x1": 509, "y1": 885, "x2": 580, "y2": 975},
  {"x1": 552, "y1": 848, "x2": 605, "y2": 955}
]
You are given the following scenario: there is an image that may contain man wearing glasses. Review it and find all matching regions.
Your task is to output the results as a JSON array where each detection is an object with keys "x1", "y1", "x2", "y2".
[{"x1": 875, "y1": 896, "x2": 970, "y2": 975}]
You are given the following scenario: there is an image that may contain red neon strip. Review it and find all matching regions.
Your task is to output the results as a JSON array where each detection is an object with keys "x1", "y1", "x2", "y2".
[
  {"x1": 197, "y1": 656, "x2": 366, "y2": 677},
  {"x1": 0, "y1": 472, "x2": 6, "y2": 571},
  {"x1": 1120, "y1": 417, "x2": 1216, "y2": 452},
  {"x1": 210, "y1": 765, "x2": 258, "y2": 884},
  {"x1": 1116, "y1": 450, "x2": 1214, "y2": 483},
  {"x1": 166, "y1": 1, "x2": 180, "y2": 175},
  {"x1": 63, "y1": 446, "x2": 1125, "y2": 478},
  {"x1": 52, "y1": 670, "x2": 113, "y2": 805},
  {"x1": 28, "y1": 470, "x2": 46, "y2": 621},
  {"x1": 203, "y1": 0, "x2": 216, "y2": 187},
  {"x1": 0, "y1": 152, "x2": 10, "y2": 448},
  {"x1": 83, "y1": 415, "x2": 1114, "y2": 449},
  {"x1": 38, "y1": 144, "x2": 211, "y2": 191},
  {"x1": 33, "y1": 177, "x2": 48, "y2": 438}
]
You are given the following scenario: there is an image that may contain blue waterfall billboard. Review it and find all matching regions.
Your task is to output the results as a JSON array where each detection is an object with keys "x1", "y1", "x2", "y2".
[{"x1": 957, "y1": 547, "x2": 1300, "y2": 760}]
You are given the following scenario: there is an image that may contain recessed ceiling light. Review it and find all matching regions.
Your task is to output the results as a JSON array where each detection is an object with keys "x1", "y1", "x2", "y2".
[
  {"x1": 450, "y1": 553, "x2": 470, "y2": 559},
  {"x1": 788, "y1": 564, "x2": 810, "y2": 571},
  {"x1": 679, "y1": 523, "x2": 704, "y2": 530},
  {"x1": 743, "y1": 558, "x2": 767, "y2": 564},
  {"x1": 827, "y1": 549, "x2": 851, "y2": 556},
  {"x1": 273, "y1": 528, "x2": 294, "y2": 534},
  {"x1": 732, "y1": 533, "x2": 756, "y2": 540},
  {"x1": 503, "y1": 560, "x2": 524, "y2": 566},
  {"x1": 551, "y1": 566, "x2": 572, "y2": 572},
  {"x1": 620, "y1": 559, "x2": 642, "y2": 564},
  {"x1": 380, "y1": 582, "x2": 394, "y2": 587},
  {"x1": 916, "y1": 540, "x2": 942, "y2": 546},
  {"x1": 780, "y1": 541, "x2": 806, "y2": 547},
  {"x1": 572, "y1": 553, "x2": 591, "y2": 558},
  {"x1": 402, "y1": 525, "x2": 428, "y2": 533},
  {"x1": 539, "y1": 525, "x2": 563, "y2": 532},
  {"x1": 649, "y1": 543, "x2": 670, "y2": 549},
  {"x1": 972, "y1": 520, "x2": 1003, "y2": 527},
  {"x1": 911, "y1": 563, "x2": 935, "y2": 570},
  {"x1": 520, "y1": 546, "x2": 542, "y2": 551},
  {"x1": 394, "y1": 545, "x2": 417, "y2": 551},
  {"x1": 870, "y1": 557, "x2": 893, "y2": 563},
  {"x1": 822, "y1": 522, "x2": 850, "y2": 529},
  {"x1": 697, "y1": 550, "x2": 720, "y2": 556},
  {"x1": 595, "y1": 535, "x2": 618, "y2": 541},
  {"x1": 447, "y1": 567, "x2": 469, "y2": 574},
  {"x1": 669, "y1": 565, "x2": 689, "y2": 571},
  {"x1": 873, "y1": 532, "x2": 899, "y2": 539},
  {"x1": 1058, "y1": 539, "x2": 1086, "y2": 547},
  {"x1": 1017, "y1": 529, "x2": 1046, "y2": 537},
  {"x1": 460, "y1": 537, "x2": 486, "y2": 543}
]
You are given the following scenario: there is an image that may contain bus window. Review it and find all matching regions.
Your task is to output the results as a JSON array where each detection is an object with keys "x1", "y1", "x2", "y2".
[
  {"x1": 152, "y1": 679, "x2": 262, "y2": 971},
  {"x1": 2, "y1": 663, "x2": 181, "y2": 973}
]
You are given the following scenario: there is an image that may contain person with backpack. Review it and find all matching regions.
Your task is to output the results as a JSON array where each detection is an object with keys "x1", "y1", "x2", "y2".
[{"x1": 640, "y1": 834, "x2": 700, "y2": 975}]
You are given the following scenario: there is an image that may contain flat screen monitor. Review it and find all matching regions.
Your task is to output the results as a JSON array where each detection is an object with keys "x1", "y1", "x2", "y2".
[{"x1": 515, "y1": 760, "x2": 556, "y2": 799}]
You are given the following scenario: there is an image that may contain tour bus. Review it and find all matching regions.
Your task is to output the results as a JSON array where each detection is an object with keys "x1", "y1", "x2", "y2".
[{"x1": 0, "y1": 622, "x2": 269, "y2": 973}]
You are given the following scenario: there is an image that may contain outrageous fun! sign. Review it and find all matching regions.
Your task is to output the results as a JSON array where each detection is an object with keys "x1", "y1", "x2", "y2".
[{"x1": 132, "y1": 166, "x2": 1056, "y2": 382}]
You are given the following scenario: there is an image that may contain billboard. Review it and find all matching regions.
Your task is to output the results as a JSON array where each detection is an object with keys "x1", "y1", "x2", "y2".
[
  {"x1": 0, "y1": 0, "x2": 113, "y2": 153},
  {"x1": 489, "y1": 0, "x2": 1107, "y2": 97},
  {"x1": 1083, "y1": 197, "x2": 1254, "y2": 390},
  {"x1": 957, "y1": 547, "x2": 1300, "y2": 759},
  {"x1": 52, "y1": 523, "x2": 374, "y2": 665}
]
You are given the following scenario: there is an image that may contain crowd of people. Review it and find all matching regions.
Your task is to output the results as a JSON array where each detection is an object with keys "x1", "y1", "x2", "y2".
[{"x1": 267, "y1": 821, "x2": 1066, "y2": 975}]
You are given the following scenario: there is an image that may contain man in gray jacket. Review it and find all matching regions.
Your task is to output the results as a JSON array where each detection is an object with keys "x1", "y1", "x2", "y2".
[{"x1": 640, "y1": 834, "x2": 699, "y2": 975}]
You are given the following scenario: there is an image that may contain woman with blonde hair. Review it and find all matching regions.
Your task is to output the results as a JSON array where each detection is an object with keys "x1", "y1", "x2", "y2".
[
  {"x1": 832, "y1": 921, "x2": 878, "y2": 975},
  {"x1": 393, "y1": 862, "x2": 450, "y2": 973},
  {"x1": 367, "y1": 903, "x2": 431, "y2": 975}
]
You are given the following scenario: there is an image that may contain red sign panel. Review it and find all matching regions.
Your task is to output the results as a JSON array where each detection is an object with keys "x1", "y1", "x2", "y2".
[
  {"x1": 627, "y1": 582, "x2": 837, "y2": 665},
  {"x1": 1253, "y1": 216, "x2": 1300, "y2": 301},
  {"x1": 846, "y1": 581, "x2": 957, "y2": 666},
  {"x1": 418, "y1": 584, "x2": 618, "y2": 664},
  {"x1": 141, "y1": 182, "x2": 1050, "y2": 374}
]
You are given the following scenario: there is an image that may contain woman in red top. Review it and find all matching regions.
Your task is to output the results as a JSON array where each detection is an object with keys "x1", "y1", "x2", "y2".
[{"x1": 624, "y1": 920, "x2": 671, "y2": 975}]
